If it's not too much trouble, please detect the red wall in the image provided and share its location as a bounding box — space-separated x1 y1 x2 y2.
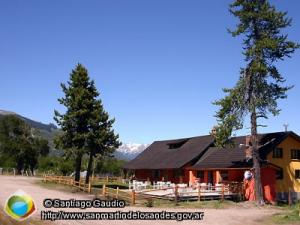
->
261 167 276 203
134 167 276 202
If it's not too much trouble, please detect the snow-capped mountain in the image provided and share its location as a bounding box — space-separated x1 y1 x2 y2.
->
115 143 149 161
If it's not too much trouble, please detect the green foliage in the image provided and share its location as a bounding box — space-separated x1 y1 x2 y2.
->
95 157 126 176
38 156 74 176
54 63 121 182
214 0 299 146
0 115 50 173
54 64 96 153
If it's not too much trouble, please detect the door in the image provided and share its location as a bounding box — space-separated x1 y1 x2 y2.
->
207 171 213 185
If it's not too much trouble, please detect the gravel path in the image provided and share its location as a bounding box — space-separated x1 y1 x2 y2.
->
0 175 279 225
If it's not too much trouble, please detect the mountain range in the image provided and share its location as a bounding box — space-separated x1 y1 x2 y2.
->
0 109 147 160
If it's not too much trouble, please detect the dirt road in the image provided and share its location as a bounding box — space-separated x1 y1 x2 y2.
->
0 176 279 225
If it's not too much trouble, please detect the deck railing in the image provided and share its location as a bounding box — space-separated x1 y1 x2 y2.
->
43 175 244 205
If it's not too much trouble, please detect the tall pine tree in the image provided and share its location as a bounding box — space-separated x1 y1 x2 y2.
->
214 0 299 204
54 64 120 183
85 92 121 184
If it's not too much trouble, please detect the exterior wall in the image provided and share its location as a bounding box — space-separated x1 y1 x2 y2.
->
134 169 152 181
189 169 245 184
134 167 189 183
267 135 300 196
261 167 277 203
189 168 276 202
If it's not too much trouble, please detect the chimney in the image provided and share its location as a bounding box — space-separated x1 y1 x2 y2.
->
283 123 289 132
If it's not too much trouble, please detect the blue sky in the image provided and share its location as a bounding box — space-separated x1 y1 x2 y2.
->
0 0 299 144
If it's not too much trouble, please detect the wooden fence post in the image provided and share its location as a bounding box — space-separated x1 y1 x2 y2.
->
174 184 179 205
116 187 119 199
88 181 91 193
106 176 109 183
198 186 201 202
102 184 106 197
131 190 136 205
221 184 225 202
288 188 292 207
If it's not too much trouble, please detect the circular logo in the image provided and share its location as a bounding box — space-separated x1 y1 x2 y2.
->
4 190 36 221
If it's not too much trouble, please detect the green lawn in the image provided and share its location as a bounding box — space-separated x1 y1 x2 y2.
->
92 181 129 190
268 203 300 224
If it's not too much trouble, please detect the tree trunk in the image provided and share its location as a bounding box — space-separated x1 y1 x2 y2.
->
251 111 264 204
16 159 23 175
85 151 93 184
74 153 83 183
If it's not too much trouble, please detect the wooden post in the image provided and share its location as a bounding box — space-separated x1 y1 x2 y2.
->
88 181 91 193
198 186 201 202
102 184 106 197
221 184 225 202
106 176 109 183
288 188 292 207
174 184 179 205
116 187 119 199
131 190 136 205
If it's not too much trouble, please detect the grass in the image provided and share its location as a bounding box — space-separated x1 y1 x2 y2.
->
35 180 82 194
267 203 300 224
272 203 300 224
145 199 236 209
92 182 129 189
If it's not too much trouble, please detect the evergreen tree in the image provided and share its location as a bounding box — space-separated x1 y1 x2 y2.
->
0 115 49 174
214 0 299 204
54 63 120 183
85 98 121 184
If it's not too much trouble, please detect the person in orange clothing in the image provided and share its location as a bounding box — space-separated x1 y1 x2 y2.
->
244 170 255 201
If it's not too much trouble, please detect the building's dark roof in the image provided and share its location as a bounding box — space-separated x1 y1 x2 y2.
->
123 135 214 169
123 131 300 170
189 131 299 170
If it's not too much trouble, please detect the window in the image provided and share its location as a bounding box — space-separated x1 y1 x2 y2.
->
167 139 189 149
291 149 300 160
197 171 204 181
153 170 160 179
276 168 283 180
220 170 229 182
174 169 183 177
273 148 283 158
295 170 300 179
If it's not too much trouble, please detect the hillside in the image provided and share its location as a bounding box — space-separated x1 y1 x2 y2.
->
0 109 62 156
0 110 147 160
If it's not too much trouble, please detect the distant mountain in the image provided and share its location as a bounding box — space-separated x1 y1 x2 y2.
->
0 110 57 132
0 109 61 155
0 109 148 160
114 143 149 160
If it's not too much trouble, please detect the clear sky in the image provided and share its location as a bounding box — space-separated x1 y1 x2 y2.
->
0 0 299 144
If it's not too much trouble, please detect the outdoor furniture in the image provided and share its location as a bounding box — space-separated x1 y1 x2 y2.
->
215 183 222 192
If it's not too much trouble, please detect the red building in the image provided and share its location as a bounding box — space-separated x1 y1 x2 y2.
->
123 132 298 202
